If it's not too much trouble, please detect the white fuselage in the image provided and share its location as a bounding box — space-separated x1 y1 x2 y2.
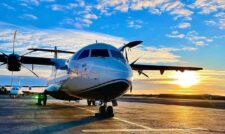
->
10 86 23 96
47 43 133 100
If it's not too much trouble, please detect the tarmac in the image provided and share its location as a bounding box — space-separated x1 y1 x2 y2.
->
0 95 225 134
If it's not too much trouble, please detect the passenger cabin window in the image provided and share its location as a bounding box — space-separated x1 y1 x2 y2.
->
77 50 89 60
91 49 109 57
110 50 126 63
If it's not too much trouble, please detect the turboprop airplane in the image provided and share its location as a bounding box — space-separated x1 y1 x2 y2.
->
0 31 202 117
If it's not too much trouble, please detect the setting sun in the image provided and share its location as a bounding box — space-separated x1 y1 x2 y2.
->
170 71 200 87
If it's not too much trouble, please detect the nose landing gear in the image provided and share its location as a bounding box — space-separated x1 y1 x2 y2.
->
95 101 114 118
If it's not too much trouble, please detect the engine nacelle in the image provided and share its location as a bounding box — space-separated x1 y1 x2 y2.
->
7 54 21 71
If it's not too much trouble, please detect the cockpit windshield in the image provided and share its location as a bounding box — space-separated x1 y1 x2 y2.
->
110 50 126 63
12 88 18 90
91 49 109 57
77 50 89 60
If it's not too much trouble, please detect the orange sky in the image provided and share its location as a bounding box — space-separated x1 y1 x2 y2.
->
130 70 225 96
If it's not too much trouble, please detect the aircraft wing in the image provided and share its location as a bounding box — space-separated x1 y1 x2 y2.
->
21 56 57 65
0 54 66 66
131 64 203 74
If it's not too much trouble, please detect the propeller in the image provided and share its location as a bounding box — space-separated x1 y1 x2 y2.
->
124 47 129 62
21 64 39 78
120 41 143 51
138 70 149 78
0 30 39 77
120 41 149 93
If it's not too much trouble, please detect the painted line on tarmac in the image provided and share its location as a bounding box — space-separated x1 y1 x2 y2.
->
113 117 151 129
82 128 209 133
64 103 209 133
71 104 152 129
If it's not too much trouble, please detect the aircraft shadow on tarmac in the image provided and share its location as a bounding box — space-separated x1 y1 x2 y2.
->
0 103 77 117
23 116 106 134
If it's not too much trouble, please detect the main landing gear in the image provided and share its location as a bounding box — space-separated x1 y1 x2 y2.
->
36 93 47 106
87 99 96 106
95 101 115 118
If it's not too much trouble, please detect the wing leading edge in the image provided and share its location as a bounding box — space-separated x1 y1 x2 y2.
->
131 64 203 75
0 54 66 66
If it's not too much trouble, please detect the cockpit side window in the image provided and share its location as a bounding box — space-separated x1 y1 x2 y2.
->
77 50 89 60
110 50 126 63
91 49 109 57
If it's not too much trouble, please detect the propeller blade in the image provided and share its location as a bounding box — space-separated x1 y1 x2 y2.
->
13 30 17 54
20 50 35 57
0 51 8 57
125 48 129 62
130 85 132 93
0 62 6 67
141 72 149 78
21 64 39 78
120 40 143 51
125 41 143 48
137 70 149 78
130 57 141 66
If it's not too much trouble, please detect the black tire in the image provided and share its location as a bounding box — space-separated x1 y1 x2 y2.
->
87 100 91 106
92 100 96 106
99 106 106 113
107 106 113 115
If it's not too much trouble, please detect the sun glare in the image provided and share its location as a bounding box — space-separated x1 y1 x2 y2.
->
171 71 199 87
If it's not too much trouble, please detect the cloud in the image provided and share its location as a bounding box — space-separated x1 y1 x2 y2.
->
20 14 38 20
170 8 193 20
186 31 213 46
195 41 205 46
97 0 193 20
127 46 181 64
0 22 127 57
127 20 143 29
204 12 225 30
1 3 15 11
205 20 217 26
214 12 225 29
166 31 185 38
21 0 40 6
51 3 78 11
115 3 129 12
84 13 98 19
190 0 225 14
177 22 191 29
0 22 192 77
57 2 97 28
167 30 213 46
181 47 197 51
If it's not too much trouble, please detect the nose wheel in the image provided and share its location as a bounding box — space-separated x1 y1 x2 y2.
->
95 102 114 117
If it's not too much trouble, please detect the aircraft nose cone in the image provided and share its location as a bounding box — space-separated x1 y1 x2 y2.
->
103 59 132 81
